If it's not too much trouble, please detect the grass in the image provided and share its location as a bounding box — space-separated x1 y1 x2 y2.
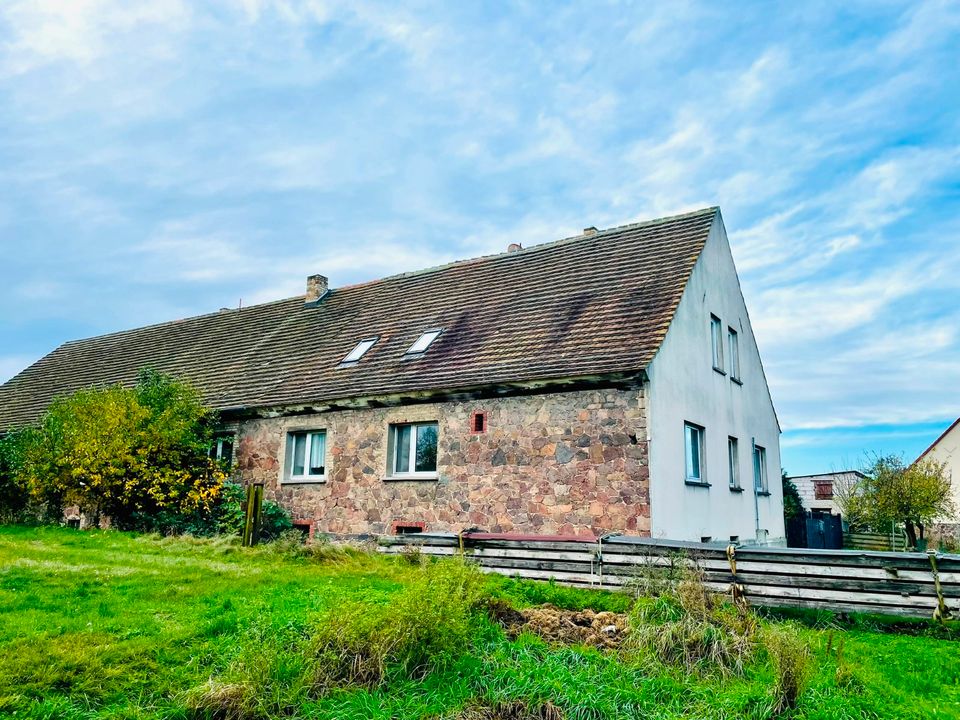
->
0 525 959 719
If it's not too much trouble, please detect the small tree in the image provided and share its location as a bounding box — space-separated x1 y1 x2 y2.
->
16 369 226 530
858 454 955 548
781 469 804 521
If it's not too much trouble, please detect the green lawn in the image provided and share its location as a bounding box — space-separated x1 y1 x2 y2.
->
1 526 958 720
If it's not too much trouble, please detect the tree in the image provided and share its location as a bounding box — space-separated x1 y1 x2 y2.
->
857 454 955 548
781 469 804 521
16 369 226 530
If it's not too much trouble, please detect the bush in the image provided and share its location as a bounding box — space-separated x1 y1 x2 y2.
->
623 569 758 675
310 556 485 692
14 369 226 532
764 625 814 714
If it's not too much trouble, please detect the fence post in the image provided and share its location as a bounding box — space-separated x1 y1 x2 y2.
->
242 483 264 547
726 544 748 610
928 551 951 623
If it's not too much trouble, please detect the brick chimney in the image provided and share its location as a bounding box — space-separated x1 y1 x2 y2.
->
583 226 598 236
305 274 328 305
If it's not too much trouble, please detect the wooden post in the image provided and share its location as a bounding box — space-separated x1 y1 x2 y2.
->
929 551 951 623
242 483 265 547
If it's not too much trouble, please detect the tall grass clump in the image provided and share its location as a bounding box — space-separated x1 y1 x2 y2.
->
310 556 485 693
764 625 814 714
623 568 758 675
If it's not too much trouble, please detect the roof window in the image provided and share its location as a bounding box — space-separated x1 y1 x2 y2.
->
405 329 442 355
340 337 378 365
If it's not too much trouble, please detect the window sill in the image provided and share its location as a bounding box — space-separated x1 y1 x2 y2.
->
729 486 744 493
385 474 439 482
756 490 772 497
282 477 327 485
713 367 726 376
731 377 743 386
685 480 711 488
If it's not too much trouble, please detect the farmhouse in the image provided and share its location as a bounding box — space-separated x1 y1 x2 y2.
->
0 207 784 544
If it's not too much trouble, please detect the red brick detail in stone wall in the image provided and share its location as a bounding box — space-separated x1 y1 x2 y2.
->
470 410 488 434
292 520 315 540
391 520 426 534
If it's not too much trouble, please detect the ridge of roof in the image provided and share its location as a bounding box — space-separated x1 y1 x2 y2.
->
346 205 720 288
60 295 301 349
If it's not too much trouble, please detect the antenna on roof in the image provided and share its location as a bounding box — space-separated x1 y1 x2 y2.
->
239 298 243 311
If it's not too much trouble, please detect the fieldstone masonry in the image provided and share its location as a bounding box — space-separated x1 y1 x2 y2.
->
234 387 651 537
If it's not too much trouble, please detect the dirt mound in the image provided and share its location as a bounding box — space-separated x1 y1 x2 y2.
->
489 600 628 649
452 700 564 720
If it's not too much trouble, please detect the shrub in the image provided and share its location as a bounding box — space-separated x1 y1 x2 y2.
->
310 556 485 692
14 369 226 532
623 569 758 675
763 625 814 714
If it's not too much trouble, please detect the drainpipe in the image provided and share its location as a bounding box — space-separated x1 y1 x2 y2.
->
752 436 761 543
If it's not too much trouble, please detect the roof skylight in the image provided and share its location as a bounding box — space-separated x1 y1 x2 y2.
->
341 337 378 364
406 329 442 355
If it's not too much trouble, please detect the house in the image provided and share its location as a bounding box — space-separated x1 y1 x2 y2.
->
0 207 785 544
788 470 865 517
917 418 960 529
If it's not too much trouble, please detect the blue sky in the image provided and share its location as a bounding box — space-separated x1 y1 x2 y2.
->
0 1 958 475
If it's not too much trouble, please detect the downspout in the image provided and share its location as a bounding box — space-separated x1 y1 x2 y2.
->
752 436 761 542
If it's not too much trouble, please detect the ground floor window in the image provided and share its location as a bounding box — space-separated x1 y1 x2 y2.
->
285 430 327 482
389 422 439 478
210 435 234 466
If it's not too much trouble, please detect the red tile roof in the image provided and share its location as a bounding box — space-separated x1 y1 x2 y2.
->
0 207 719 429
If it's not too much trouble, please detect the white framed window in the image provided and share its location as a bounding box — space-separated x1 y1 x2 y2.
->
728 436 739 489
211 435 234 465
710 315 724 372
753 444 768 493
684 422 706 484
341 337 378 364
284 430 327 482
405 329 442 355
389 422 439 478
728 327 741 382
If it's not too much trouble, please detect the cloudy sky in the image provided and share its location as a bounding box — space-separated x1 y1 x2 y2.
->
1 1 958 474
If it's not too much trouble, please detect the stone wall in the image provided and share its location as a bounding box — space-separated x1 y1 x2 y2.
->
233 387 650 537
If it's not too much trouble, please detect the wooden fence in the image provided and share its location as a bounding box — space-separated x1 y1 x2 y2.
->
378 533 960 620
844 530 907 552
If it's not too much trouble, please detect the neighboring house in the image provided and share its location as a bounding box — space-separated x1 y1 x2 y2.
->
789 471 865 517
917 418 960 528
0 207 784 544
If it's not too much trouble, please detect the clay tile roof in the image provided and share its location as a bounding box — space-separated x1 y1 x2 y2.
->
0 207 720 430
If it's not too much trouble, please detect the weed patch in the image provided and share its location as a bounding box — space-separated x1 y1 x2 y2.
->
622 571 758 675
489 600 628 650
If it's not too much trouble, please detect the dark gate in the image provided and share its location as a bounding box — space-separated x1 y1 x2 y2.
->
805 511 843 549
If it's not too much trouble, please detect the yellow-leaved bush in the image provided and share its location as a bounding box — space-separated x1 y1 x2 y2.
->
14 369 228 532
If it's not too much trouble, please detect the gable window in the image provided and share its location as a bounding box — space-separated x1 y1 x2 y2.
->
405 329 442 356
285 430 327 482
728 327 741 382
684 422 706 485
389 422 439 478
710 315 724 373
753 444 768 493
211 435 234 466
815 481 834 500
341 337 378 365
728 436 740 490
